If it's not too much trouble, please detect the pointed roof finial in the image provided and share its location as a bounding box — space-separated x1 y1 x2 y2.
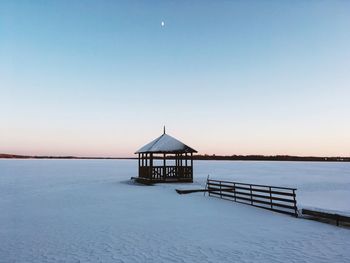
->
163 125 166 134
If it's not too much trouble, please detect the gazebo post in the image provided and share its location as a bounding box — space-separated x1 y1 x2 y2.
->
150 153 153 179
163 153 166 180
138 153 140 177
185 153 188 176
141 153 144 178
191 152 193 180
144 153 146 177
176 154 178 176
145 153 148 177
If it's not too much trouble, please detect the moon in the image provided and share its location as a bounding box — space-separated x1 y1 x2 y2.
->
161 21 165 27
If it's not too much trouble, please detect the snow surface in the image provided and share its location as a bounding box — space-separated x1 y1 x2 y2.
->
1 159 349 263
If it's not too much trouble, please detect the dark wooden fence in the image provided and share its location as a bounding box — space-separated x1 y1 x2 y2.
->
206 179 298 217
302 209 350 226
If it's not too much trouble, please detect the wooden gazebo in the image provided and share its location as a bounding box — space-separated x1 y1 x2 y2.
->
134 129 197 184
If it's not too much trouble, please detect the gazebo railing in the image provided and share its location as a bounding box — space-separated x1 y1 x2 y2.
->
139 166 192 180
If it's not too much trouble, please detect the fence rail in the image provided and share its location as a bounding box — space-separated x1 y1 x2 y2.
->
302 209 350 226
206 179 298 217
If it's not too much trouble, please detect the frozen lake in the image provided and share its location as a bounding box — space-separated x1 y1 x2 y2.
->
1 159 350 262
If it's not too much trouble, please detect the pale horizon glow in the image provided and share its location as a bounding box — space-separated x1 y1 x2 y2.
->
1 1 350 157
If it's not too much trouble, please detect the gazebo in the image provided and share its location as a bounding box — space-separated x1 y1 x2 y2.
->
134 128 197 184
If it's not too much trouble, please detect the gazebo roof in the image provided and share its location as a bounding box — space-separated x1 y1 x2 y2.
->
135 132 197 154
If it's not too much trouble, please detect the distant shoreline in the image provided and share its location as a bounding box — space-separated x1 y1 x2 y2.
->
1 153 349 162
0 154 135 160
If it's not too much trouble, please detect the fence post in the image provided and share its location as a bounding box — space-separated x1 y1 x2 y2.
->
220 181 222 198
250 185 253 205
204 175 209 196
293 189 298 217
208 179 211 197
233 183 236 201
269 187 273 209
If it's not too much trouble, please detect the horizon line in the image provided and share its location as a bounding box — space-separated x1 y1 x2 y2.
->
1 153 350 162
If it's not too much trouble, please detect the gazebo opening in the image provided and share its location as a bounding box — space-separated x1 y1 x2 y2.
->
134 129 197 184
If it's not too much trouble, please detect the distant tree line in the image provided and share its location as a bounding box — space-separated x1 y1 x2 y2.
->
1 153 349 162
193 154 350 162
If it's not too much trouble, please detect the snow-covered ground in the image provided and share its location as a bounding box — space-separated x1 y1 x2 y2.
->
1 159 349 263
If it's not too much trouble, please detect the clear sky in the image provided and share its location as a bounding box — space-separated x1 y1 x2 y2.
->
1 0 350 157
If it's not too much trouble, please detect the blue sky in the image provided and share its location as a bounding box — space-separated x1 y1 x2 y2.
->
1 0 350 157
